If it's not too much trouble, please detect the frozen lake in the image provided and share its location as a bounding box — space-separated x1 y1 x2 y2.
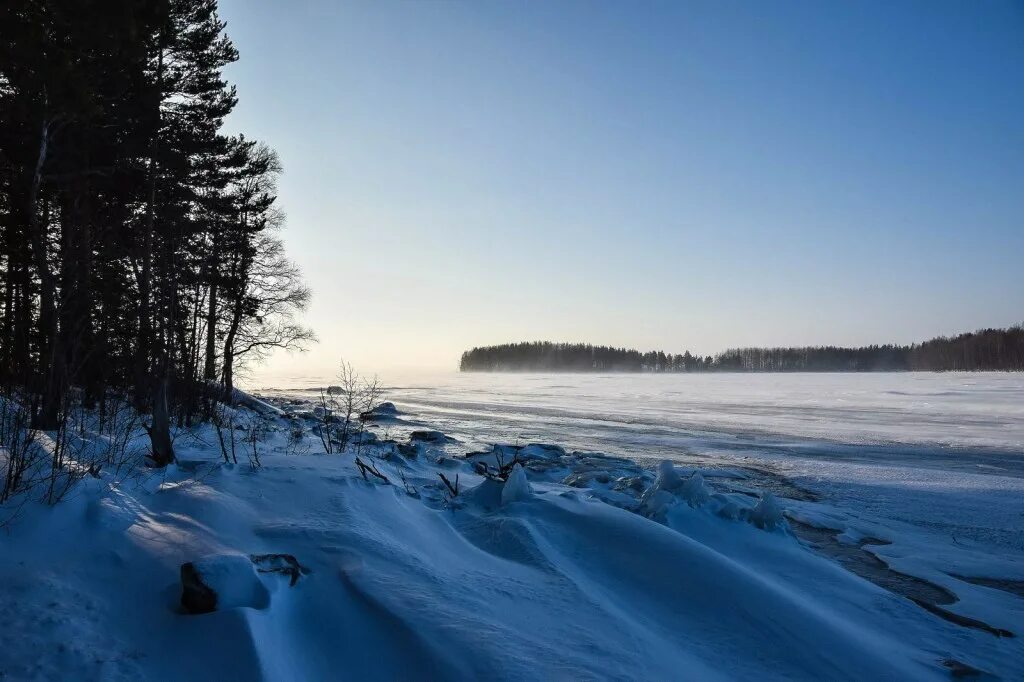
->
255 370 1024 457
255 371 1024 556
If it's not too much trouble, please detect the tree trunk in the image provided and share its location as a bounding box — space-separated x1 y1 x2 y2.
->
136 44 163 411
204 281 217 381
221 302 242 403
148 370 174 466
26 118 62 429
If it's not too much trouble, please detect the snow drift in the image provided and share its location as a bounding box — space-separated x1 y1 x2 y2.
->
1 393 1021 681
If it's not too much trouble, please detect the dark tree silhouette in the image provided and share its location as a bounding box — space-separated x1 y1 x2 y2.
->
460 326 1024 373
0 0 313 464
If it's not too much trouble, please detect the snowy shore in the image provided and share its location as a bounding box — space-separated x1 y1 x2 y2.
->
1 392 1022 680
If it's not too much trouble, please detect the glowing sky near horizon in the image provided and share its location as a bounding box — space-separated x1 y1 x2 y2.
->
218 0 1024 379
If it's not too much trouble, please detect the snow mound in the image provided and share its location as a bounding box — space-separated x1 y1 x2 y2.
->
501 464 533 505
5 391 1022 680
184 554 269 612
462 477 505 509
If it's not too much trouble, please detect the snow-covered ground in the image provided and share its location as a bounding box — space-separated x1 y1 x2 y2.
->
1 372 1022 680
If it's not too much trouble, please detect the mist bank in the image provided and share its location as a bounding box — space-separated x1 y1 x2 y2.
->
460 325 1024 373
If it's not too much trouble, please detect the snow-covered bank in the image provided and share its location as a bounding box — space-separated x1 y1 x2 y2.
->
2 393 1022 680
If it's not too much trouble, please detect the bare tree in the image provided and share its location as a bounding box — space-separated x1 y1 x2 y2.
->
242 412 267 469
0 395 42 505
313 387 337 454
219 147 315 401
211 402 238 464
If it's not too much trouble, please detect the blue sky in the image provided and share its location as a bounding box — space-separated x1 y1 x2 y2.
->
219 0 1024 376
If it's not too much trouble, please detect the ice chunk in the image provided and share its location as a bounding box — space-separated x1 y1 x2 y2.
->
680 472 711 507
518 443 566 461
640 460 684 512
643 489 676 517
656 460 683 489
716 500 741 520
501 464 533 505
749 492 785 531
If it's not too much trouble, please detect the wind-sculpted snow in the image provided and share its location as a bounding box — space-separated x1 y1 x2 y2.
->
1 382 1022 680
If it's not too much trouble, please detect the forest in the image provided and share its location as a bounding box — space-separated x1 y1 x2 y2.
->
0 0 312 465
459 326 1024 373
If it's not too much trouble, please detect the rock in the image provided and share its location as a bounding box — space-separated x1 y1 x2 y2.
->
397 443 421 458
409 430 449 444
350 430 380 445
359 402 399 421
180 562 218 614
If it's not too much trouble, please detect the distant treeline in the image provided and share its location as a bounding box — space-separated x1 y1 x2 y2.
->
459 326 1024 373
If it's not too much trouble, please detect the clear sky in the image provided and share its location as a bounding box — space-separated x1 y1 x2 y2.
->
218 0 1024 378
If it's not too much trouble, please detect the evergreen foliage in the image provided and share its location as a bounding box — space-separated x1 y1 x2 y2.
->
460 326 1024 373
0 0 313 462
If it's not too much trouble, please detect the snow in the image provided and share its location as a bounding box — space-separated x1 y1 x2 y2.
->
2 373 1023 679
188 554 270 610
